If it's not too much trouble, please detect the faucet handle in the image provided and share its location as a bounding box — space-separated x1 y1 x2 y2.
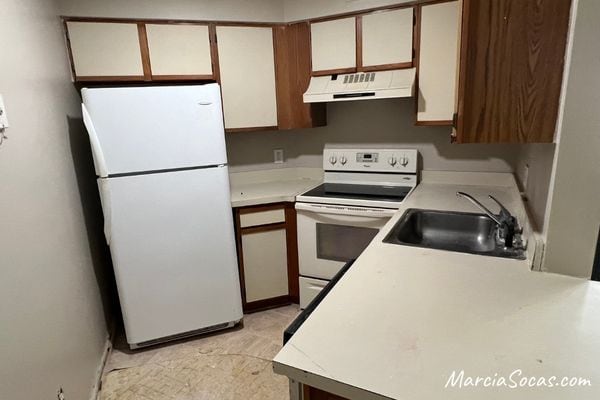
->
488 195 512 219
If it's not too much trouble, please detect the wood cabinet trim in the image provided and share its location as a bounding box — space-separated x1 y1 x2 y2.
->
311 67 357 77
355 16 363 71
415 120 453 126
137 23 153 81
234 202 299 312
225 126 278 133
358 61 413 72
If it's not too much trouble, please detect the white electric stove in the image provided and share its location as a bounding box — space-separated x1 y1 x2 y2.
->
295 146 418 308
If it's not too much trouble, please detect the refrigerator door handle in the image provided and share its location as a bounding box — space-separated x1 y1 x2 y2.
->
98 180 113 245
82 103 109 177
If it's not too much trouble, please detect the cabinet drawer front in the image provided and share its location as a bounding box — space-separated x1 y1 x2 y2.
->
299 276 329 309
67 22 144 77
362 8 414 67
311 18 356 71
240 209 286 228
216 26 278 129
242 229 289 302
417 1 460 122
146 24 212 76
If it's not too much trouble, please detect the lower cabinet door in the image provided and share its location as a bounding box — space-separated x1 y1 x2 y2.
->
299 276 328 309
242 228 289 303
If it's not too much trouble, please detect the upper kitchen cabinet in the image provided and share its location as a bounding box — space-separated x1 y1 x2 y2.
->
416 1 460 125
145 23 213 80
65 21 145 81
216 26 278 131
274 23 327 130
360 8 414 70
310 18 356 75
454 0 572 143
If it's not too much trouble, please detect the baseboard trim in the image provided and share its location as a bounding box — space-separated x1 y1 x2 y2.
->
89 322 116 400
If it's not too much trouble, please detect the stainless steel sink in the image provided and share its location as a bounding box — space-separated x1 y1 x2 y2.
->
383 209 526 259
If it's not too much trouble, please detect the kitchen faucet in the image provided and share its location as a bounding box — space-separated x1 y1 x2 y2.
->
456 191 523 249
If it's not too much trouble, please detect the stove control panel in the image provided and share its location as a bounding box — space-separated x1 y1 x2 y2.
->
323 148 418 173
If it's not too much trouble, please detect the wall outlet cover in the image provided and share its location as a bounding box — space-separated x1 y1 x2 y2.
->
274 148 284 164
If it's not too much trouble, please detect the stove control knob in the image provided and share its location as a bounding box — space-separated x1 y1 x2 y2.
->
340 156 347 165
388 156 397 166
329 155 337 165
399 156 409 167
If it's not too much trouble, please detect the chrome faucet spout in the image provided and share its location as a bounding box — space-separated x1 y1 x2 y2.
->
456 191 503 225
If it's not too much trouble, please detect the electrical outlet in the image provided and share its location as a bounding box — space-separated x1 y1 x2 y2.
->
57 387 65 400
273 149 284 164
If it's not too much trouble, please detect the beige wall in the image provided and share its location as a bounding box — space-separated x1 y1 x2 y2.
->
0 1 109 399
543 0 600 278
514 144 556 233
283 0 413 21
58 0 284 22
227 98 520 171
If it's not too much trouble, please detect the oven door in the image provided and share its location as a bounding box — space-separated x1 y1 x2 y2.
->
296 202 395 280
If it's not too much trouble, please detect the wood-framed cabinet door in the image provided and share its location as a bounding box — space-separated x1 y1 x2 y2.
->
216 25 278 131
234 203 299 312
454 0 571 143
145 23 213 80
416 0 460 125
360 8 414 71
65 21 145 81
310 17 357 75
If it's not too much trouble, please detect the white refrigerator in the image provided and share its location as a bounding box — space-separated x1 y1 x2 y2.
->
81 84 243 349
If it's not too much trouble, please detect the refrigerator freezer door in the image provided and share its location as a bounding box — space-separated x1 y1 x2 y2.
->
98 166 243 345
82 84 226 176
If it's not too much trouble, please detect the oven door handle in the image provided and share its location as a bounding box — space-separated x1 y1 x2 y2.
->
295 202 397 218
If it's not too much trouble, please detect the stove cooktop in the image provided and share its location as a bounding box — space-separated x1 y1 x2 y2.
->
300 183 413 203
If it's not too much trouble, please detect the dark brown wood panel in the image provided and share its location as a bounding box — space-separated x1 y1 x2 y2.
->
274 23 327 130
284 205 300 303
456 0 572 143
303 385 349 400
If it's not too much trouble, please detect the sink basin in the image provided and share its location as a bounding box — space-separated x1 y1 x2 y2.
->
383 209 525 259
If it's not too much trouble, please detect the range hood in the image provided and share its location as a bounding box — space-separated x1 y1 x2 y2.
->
303 68 415 103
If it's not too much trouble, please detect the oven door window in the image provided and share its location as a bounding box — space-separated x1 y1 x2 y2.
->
316 223 379 262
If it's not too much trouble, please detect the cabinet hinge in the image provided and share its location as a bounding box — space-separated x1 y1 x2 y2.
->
452 112 458 128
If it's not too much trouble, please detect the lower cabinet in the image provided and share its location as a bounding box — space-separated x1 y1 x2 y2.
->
234 203 299 312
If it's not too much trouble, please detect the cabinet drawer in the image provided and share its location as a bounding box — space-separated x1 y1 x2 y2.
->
240 208 285 228
299 276 329 309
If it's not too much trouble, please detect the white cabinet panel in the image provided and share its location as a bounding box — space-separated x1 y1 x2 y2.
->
242 229 289 302
310 18 356 72
362 8 414 67
216 26 278 129
67 22 143 77
417 1 460 122
146 24 213 76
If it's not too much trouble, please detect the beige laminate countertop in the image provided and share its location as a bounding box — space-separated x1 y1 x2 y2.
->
273 171 600 400
229 167 322 208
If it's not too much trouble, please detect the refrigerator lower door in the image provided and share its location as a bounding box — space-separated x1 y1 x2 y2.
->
98 165 242 346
